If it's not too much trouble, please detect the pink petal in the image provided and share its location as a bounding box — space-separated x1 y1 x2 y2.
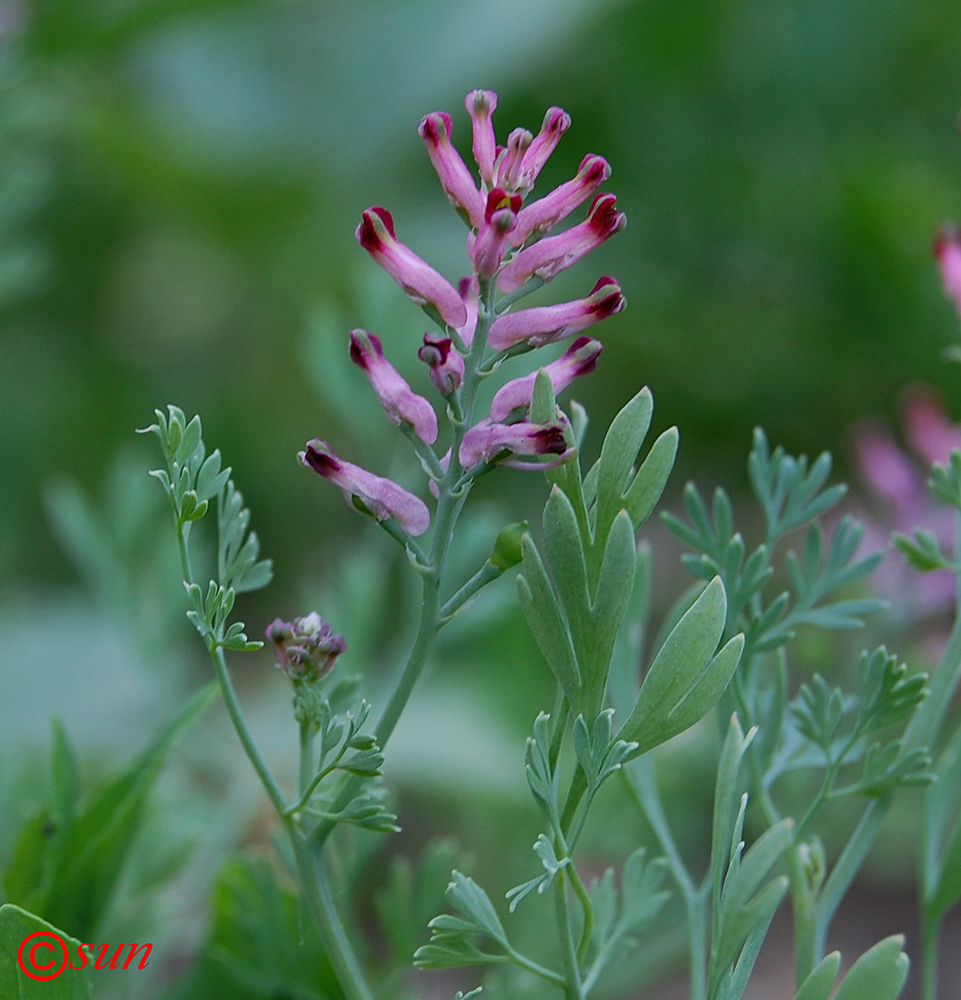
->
356 207 468 329
349 330 438 443
488 277 625 350
300 439 431 536
497 194 626 293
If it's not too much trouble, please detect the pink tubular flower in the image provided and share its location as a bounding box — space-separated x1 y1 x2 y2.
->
459 418 570 469
418 332 464 395
455 276 479 347
300 439 430 536
510 155 611 247
418 112 486 229
349 329 438 443
466 90 498 185
356 207 468 329
489 337 603 421
497 127 533 190
515 106 571 192
935 225 961 320
469 189 522 277
488 276 626 350
498 194 627 293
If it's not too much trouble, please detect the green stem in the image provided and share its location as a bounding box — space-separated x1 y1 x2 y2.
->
813 797 888 960
620 761 707 1000
210 641 288 815
554 871 586 1000
921 906 942 1000
299 719 316 798
291 832 375 1000
439 558 502 622
505 948 568 988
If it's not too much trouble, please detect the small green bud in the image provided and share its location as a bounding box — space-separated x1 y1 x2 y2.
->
491 521 530 571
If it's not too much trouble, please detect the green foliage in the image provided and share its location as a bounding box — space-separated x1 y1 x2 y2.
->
588 849 670 966
519 386 737 755
791 937 909 1000
192 855 346 1000
0 905 91 1000
619 578 744 757
414 871 511 970
921 723 961 921
2 685 215 941
665 431 884 658
141 405 272 652
789 648 932 798
375 839 460 972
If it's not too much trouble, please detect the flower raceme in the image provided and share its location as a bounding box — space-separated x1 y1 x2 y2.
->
305 90 628 537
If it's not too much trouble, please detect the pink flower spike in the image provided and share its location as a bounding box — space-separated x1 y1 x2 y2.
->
498 127 533 190
349 329 438 443
418 111 486 229
935 225 961 320
510 154 611 247
459 418 569 468
488 276 625 350
516 106 571 191
489 337 603 421
466 90 498 185
497 194 627 293
300 439 431 536
418 332 465 395
356 207 468 329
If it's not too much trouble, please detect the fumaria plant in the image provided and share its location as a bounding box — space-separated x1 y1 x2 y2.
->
4 90 961 1000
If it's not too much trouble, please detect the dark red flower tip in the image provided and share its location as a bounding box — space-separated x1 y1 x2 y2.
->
484 188 523 222
356 206 395 251
587 194 623 234
533 427 569 455
417 111 453 147
300 442 341 476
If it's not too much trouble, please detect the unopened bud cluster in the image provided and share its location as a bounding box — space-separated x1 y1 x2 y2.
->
266 613 346 684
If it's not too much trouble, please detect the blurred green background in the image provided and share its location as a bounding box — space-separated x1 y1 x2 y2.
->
2 0 961 995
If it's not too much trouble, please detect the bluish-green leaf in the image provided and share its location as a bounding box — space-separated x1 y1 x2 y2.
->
832 935 908 1000
518 535 581 697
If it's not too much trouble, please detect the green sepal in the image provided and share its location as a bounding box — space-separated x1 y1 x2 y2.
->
530 369 557 425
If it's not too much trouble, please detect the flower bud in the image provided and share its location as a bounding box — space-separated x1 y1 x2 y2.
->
418 332 464 395
266 612 346 684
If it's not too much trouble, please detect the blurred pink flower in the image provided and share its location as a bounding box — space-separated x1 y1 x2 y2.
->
853 387 960 618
